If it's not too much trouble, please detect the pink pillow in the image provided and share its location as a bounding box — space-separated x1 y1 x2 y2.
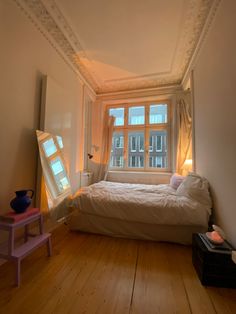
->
170 173 185 189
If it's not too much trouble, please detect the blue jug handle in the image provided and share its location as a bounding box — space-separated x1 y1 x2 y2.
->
27 189 34 199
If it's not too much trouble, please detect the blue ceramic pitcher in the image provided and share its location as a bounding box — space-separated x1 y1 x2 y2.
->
10 189 34 214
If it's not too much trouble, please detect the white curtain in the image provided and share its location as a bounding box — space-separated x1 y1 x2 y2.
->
176 97 192 175
97 113 115 181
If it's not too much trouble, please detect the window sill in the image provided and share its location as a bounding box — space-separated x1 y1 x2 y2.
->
107 170 172 185
108 170 172 176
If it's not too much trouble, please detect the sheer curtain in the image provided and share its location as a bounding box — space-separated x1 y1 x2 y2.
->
97 113 115 181
176 97 192 175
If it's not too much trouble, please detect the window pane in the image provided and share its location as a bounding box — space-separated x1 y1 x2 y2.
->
149 136 154 152
149 130 168 168
42 138 57 157
128 106 145 125
156 135 162 152
110 132 124 168
149 104 167 124
50 156 70 192
109 108 124 126
128 131 144 168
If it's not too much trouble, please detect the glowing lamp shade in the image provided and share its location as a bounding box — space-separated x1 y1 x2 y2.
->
183 159 192 167
182 159 193 175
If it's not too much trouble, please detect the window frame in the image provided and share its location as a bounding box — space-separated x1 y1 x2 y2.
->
107 100 171 172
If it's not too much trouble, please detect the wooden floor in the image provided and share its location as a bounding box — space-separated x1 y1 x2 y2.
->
0 225 236 314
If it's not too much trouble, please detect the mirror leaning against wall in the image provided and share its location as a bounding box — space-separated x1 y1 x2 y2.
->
36 130 73 221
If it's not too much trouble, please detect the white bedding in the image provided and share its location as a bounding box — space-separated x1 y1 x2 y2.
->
72 181 210 228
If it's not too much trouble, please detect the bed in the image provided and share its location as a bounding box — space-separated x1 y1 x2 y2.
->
68 173 212 244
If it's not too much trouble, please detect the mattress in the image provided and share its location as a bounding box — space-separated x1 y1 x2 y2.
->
68 212 207 244
71 181 210 228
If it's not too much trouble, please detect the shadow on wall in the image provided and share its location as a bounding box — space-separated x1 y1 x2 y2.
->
8 127 38 206
0 73 44 248
88 159 101 183
2 72 43 210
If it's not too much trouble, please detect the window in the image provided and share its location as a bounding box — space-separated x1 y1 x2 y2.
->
128 106 145 125
115 136 124 148
138 135 144 152
129 156 136 167
156 135 162 152
149 130 167 169
130 136 137 152
110 132 124 168
109 108 124 126
110 156 124 168
149 104 167 124
156 156 162 168
128 131 145 168
138 156 144 167
149 136 154 152
108 102 170 171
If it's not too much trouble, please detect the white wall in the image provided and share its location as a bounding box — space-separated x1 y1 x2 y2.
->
42 76 83 194
193 0 236 246
0 2 83 216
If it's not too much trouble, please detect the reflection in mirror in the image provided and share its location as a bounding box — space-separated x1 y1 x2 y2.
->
36 130 72 220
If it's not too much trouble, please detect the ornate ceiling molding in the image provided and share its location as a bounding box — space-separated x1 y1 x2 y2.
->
14 0 99 94
181 0 221 87
14 0 221 95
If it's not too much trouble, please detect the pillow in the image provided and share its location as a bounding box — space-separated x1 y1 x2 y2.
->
176 172 212 207
170 173 185 189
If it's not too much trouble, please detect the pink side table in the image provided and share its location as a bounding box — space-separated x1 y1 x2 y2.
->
0 212 52 286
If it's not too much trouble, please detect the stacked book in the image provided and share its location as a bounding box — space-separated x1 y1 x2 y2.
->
0 208 39 223
199 233 233 254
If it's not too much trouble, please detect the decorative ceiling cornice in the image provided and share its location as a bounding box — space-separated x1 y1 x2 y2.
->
14 0 99 94
181 0 221 87
14 0 221 95
96 84 183 104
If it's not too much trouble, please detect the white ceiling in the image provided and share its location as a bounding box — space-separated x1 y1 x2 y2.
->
56 0 185 80
21 0 218 94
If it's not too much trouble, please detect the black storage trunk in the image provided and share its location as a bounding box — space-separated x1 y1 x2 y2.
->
192 233 236 288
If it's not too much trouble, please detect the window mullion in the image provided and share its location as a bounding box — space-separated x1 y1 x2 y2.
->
124 129 128 169
124 104 128 127
145 125 148 170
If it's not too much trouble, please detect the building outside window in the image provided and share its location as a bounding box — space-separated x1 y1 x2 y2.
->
130 136 137 152
110 132 124 168
115 136 124 148
156 156 162 168
108 102 170 171
156 135 162 152
149 135 154 152
138 136 144 152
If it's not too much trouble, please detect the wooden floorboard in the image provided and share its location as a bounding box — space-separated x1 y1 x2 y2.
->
0 224 236 314
131 242 191 314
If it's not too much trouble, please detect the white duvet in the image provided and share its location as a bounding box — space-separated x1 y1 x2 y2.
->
72 181 210 227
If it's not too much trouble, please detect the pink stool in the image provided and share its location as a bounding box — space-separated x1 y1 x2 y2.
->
0 211 51 286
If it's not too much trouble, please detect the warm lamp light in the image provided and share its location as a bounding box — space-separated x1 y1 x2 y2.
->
183 159 192 167
182 159 193 175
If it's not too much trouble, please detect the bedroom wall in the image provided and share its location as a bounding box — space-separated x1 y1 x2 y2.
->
193 0 236 246
0 1 84 223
